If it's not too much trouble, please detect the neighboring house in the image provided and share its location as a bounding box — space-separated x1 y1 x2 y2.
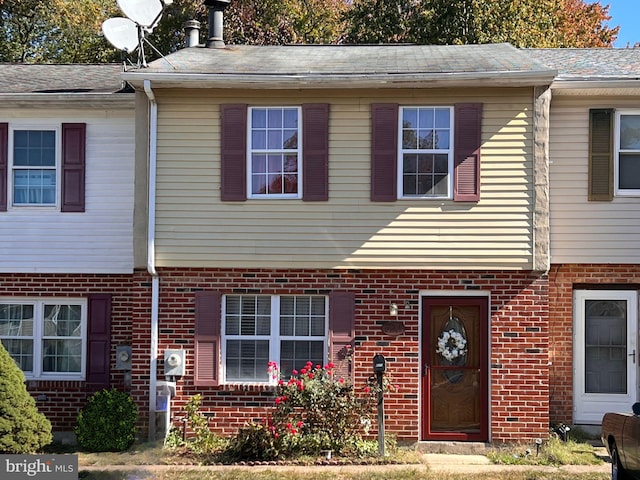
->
0 65 137 440
121 35 557 443
529 49 640 430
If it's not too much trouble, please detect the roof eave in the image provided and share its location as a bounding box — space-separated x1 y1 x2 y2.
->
122 70 556 89
0 92 135 109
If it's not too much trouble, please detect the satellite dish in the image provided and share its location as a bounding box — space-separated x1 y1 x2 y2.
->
117 0 164 29
102 17 139 53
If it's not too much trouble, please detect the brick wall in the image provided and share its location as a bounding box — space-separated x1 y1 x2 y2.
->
548 264 640 425
0 272 142 432
131 268 549 443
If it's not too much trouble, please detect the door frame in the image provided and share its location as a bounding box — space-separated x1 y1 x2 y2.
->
573 289 638 424
419 291 491 441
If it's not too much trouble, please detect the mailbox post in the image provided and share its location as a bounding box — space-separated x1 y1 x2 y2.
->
372 354 386 456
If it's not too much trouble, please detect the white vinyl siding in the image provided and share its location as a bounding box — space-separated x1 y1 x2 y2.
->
154 88 535 270
0 109 135 273
549 97 640 263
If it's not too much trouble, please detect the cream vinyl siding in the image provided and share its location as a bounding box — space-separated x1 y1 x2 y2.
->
549 96 640 264
154 88 534 269
0 108 135 273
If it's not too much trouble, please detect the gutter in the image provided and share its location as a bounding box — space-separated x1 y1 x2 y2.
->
143 79 160 441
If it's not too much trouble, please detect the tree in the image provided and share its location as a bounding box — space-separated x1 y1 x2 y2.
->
342 0 619 48
0 342 52 454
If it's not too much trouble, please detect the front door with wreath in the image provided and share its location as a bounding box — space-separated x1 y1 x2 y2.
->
421 296 488 441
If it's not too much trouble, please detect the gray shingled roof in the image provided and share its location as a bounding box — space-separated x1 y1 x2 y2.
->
141 43 552 75
527 48 640 81
0 64 130 94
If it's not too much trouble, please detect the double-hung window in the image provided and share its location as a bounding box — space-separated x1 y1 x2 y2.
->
222 294 327 383
11 128 58 207
0 299 86 380
615 110 640 195
248 107 301 198
400 107 453 198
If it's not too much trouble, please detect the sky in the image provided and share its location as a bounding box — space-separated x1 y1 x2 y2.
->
607 0 640 47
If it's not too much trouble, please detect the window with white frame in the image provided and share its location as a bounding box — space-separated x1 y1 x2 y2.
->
10 128 59 207
248 107 301 198
400 106 453 198
616 111 640 195
222 295 327 383
0 299 86 379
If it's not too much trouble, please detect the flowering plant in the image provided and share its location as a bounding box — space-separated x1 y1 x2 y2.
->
436 329 467 361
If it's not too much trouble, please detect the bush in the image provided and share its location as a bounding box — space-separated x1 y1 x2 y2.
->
75 389 138 452
0 342 52 453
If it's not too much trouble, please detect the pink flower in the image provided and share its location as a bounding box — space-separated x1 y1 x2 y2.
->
315 364 321 369
308 373 314 379
327 362 335 369
338 378 345 384
300 368 307 375
296 421 303 428
292 369 298 375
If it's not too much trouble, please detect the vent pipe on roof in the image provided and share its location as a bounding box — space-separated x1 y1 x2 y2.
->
204 0 230 48
184 20 201 47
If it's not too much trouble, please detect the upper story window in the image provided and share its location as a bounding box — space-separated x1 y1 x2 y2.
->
616 111 640 195
0 122 86 213
399 107 453 199
371 103 482 203
0 299 87 380
220 104 329 202
11 129 58 207
248 107 301 198
222 294 327 384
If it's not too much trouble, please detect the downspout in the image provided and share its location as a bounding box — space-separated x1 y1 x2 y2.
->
144 79 160 441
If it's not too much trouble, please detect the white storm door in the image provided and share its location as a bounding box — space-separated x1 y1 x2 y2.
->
574 290 638 424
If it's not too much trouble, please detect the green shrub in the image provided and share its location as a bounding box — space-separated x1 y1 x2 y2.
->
0 342 52 453
170 394 227 455
75 389 138 452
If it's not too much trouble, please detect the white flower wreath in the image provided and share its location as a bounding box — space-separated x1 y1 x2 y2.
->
436 329 467 361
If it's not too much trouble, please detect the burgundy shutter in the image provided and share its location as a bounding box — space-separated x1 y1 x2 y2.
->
453 103 482 202
221 104 247 201
61 123 86 212
329 291 355 381
302 103 329 201
0 123 7 212
194 291 222 386
371 104 398 201
86 294 112 386
588 108 614 201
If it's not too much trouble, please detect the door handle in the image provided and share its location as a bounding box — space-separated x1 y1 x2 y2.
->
629 349 636 364
424 364 430 376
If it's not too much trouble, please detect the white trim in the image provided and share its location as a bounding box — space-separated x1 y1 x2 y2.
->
0 297 87 381
397 106 454 200
418 290 491 440
7 124 61 212
573 289 638 424
614 110 640 197
220 294 328 385
247 106 303 200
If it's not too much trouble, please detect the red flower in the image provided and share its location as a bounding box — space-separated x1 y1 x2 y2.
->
364 386 371 394
315 364 321 369
338 378 345 384
327 362 335 369
308 373 314 379
292 369 298 375
296 421 304 428
300 368 307 375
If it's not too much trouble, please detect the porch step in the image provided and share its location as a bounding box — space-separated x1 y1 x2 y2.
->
414 441 491 454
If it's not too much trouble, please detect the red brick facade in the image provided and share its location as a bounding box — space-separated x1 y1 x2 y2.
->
548 264 640 426
129 268 549 443
1 268 550 443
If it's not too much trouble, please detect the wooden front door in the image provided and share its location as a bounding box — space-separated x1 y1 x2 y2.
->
421 296 488 441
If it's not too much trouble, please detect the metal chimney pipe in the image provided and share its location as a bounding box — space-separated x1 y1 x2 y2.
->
184 20 201 47
204 0 231 48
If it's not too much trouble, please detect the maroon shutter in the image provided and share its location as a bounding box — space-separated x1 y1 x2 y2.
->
302 103 329 201
194 291 221 386
453 103 482 202
0 123 7 212
371 104 398 201
329 291 355 381
221 104 247 201
61 123 86 212
86 294 112 386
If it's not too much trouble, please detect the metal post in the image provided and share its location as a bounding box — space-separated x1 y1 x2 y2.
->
377 371 385 456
